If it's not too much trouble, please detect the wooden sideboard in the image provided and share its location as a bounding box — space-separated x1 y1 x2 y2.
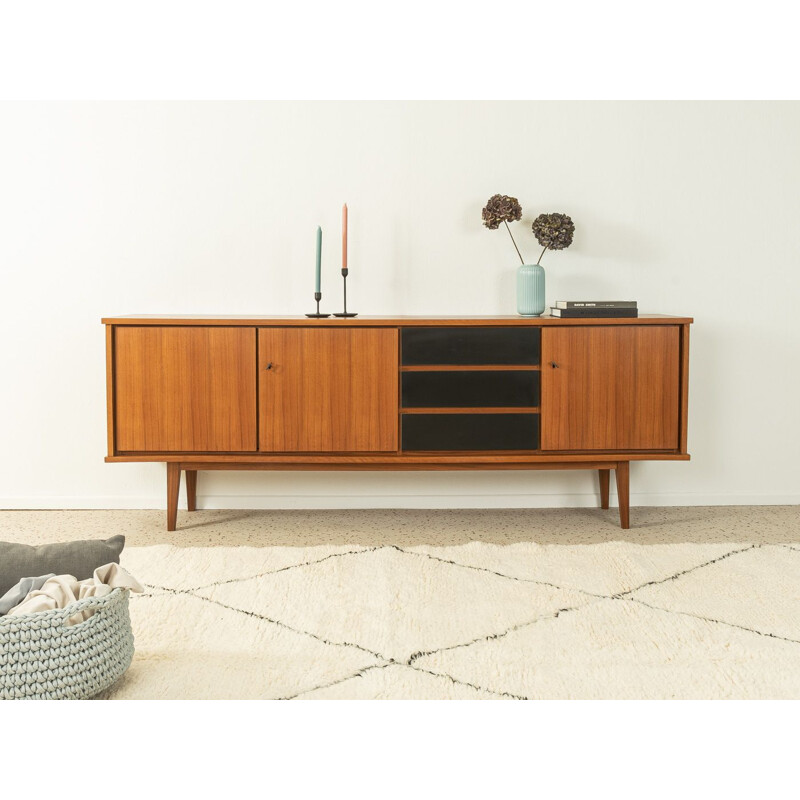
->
103 315 692 530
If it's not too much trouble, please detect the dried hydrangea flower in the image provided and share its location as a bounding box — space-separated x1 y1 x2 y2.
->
531 212 575 264
482 194 525 263
482 194 522 229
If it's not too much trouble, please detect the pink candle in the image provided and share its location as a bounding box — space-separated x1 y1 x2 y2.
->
342 203 348 270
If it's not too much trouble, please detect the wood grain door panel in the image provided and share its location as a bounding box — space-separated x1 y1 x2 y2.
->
541 326 680 451
259 328 398 452
115 327 257 452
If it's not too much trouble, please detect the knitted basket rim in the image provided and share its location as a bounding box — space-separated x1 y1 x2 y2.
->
0 586 129 627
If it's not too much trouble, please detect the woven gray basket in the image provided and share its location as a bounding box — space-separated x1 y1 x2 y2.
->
0 587 134 700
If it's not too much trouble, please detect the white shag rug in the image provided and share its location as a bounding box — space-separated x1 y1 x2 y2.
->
98 529 800 699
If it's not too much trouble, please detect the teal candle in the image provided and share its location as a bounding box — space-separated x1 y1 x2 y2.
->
315 226 322 293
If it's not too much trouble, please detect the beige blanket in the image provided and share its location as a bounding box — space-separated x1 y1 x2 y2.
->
7 563 143 623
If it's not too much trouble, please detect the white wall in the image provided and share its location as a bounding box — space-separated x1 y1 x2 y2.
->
1 101 798 510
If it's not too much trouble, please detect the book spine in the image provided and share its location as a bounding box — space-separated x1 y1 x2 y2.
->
556 301 638 308
551 308 638 318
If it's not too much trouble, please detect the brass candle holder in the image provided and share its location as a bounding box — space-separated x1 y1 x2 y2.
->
305 291 330 318
332 269 357 318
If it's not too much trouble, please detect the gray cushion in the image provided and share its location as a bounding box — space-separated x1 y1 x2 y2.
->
0 536 125 597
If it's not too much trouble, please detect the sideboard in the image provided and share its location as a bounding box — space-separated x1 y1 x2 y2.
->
102 315 692 530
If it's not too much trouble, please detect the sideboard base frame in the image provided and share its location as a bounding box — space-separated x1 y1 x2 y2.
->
163 459 636 532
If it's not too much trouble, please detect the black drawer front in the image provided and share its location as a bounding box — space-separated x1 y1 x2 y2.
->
402 413 539 451
402 370 540 408
401 327 540 366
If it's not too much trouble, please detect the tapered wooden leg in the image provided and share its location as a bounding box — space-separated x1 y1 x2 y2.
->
186 470 197 512
167 463 181 531
615 461 630 529
598 469 610 510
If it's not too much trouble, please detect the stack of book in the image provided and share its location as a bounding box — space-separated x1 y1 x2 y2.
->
549 301 638 318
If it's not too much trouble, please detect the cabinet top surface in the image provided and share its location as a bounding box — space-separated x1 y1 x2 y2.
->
103 314 693 326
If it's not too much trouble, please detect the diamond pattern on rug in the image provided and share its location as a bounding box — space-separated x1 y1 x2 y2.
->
403 541 739 596
96 592 380 700
122 543 372 591
69 503 798 701
293 663 507 700
629 544 800 642
195 546 590 664
414 597 800 699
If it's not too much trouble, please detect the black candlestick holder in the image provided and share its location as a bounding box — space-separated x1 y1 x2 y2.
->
305 291 330 318
332 268 358 317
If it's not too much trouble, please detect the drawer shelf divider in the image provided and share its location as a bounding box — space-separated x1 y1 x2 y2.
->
400 365 541 372
401 407 540 414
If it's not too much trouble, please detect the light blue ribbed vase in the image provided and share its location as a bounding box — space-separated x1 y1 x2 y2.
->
517 264 545 316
